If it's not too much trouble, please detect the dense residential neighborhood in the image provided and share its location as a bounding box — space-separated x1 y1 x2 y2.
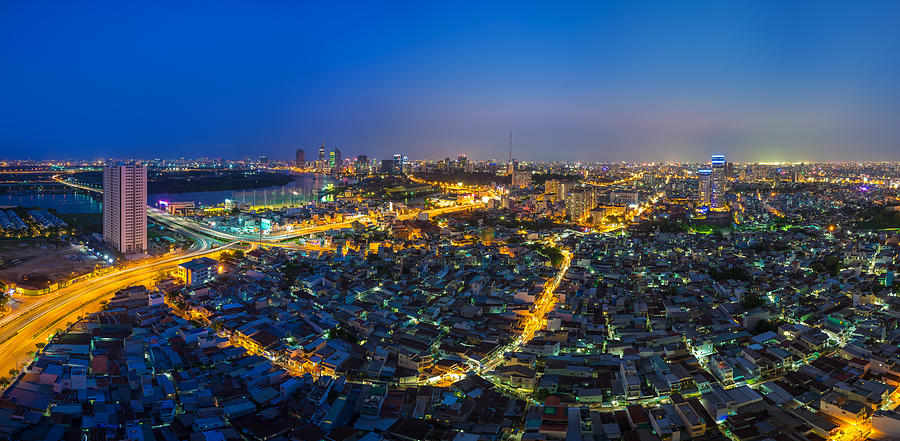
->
1 158 899 441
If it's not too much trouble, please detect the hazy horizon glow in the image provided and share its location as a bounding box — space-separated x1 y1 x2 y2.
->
2 2 899 163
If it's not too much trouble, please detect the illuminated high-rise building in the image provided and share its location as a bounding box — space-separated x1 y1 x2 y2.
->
355 155 370 174
710 154 727 209
752 164 768 182
564 187 597 221
512 170 532 188
333 148 342 171
318 141 326 163
457 154 468 170
103 161 147 254
557 180 574 201
295 149 305 166
544 179 560 196
698 168 712 206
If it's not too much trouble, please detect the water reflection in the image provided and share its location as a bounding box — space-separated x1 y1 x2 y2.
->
0 192 102 213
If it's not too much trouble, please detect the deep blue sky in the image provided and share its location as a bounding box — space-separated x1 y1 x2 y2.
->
2 2 899 162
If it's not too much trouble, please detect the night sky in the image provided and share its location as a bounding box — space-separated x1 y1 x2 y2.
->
2 2 899 162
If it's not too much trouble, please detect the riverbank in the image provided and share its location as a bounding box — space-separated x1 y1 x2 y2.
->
71 170 295 193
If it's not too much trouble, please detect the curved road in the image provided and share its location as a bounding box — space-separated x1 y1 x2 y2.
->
1 176 237 375
2 176 483 377
419 248 573 387
54 174 484 244
0 240 238 374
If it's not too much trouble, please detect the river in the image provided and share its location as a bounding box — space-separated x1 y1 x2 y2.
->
0 192 102 213
150 173 335 208
0 173 335 213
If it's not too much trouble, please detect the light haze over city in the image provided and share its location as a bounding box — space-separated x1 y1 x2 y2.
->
2 2 900 162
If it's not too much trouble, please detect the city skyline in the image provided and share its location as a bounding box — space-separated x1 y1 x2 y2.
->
2 2 900 162
3 3 900 440
3 151 899 440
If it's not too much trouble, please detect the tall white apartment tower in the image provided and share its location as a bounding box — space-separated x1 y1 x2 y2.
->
103 161 147 254
710 154 727 210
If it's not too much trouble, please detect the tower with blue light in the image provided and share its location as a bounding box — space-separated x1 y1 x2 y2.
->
698 168 712 206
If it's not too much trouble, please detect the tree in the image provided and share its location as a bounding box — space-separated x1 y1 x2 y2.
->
328 325 359 345
753 320 779 334
8 369 17 377
526 243 565 268
534 388 551 401
281 260 306 280
35 342 45 350
810 255 842 277
220 249 245 263
0 377 10 389
543 247 565 268
709 267 750 282
741 294 766 310
153 270 168 284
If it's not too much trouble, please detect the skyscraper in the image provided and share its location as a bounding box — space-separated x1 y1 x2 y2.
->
557 180 573 201
544 179 560 196
103 161 147 255
457 154 468 170
355 155 369 174
565 187 597 221
333 148 342 171
295 148 305 166
382 155 404 174
318 141 326 163
512 170 532 188
710 154 727 209
698 168 712 206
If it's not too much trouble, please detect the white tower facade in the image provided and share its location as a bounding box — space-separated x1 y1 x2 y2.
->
103 161 147 254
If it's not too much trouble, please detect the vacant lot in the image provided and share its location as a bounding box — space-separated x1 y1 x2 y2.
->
0 240 102 290
58 213 103 235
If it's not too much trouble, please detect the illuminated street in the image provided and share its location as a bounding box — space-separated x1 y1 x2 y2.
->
0 242 238 375
3 4 900 439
